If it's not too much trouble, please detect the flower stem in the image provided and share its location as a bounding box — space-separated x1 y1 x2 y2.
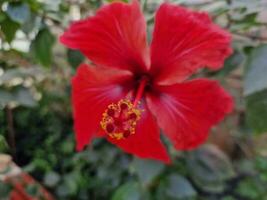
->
133 77 148 107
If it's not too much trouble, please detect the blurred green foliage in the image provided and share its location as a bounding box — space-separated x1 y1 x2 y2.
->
1 0 267 199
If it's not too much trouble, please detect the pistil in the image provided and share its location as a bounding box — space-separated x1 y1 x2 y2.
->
133 77 148 107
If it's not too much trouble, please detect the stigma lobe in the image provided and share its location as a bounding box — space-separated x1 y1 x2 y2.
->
100 99 142 140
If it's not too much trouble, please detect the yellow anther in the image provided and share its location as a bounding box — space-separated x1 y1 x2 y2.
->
100 99 142 140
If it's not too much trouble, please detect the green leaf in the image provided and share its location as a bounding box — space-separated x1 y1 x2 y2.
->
26 0 42 12
44 171 60 187
235 177 267 199
106 0 128 2
166 175 196 199
0 12 6 23
31 28 55 67
21 13 40 34
0 181 12 198
25 184 41 197
112 181 142 200
0 89 14 106
6 3 30 24
0 135 9 152
15 87 37 107
216 51 245 77
246 90 267 133
0 16 20 43
255 156 267 182
231 13 260 31
43 0 61 11
0 87 36 107
187 145 235 193
158 174 197 200
56 184 72 197
67 49 85 68
244 45 267 96
222 196 236 200
244 45 267 133
0 68 43 84
61 172 80 195
132 158 164 186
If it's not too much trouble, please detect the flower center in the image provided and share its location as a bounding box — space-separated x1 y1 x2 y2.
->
100 77 148 140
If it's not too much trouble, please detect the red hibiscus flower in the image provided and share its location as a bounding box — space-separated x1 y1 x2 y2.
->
60 0 233 163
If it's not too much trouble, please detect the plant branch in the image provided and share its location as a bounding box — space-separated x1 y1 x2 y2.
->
232 31 267 41
5 105 16 161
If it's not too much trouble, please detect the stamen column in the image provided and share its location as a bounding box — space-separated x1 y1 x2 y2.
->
133 77 148 107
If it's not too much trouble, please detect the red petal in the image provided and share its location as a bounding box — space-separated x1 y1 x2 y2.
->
107 105 170 163
146 79 233 150
60 0 149 73
72 64 132 151
150 3 232 85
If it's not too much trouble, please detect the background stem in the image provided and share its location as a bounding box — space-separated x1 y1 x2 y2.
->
5 105 16 161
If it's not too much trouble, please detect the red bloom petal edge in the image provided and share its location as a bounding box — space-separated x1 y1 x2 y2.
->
150 3 232 85
72 64 132 151
60 0 149 73
146 79 233 150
